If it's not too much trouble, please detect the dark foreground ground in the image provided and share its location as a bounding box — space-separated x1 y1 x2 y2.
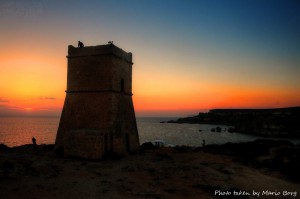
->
0 140 299 199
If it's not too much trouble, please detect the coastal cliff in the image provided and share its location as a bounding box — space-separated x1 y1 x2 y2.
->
168 107 300 138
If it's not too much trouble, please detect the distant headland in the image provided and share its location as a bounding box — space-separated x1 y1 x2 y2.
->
166 106 300 138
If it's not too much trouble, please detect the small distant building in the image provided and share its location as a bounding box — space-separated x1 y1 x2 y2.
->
55 43 140 159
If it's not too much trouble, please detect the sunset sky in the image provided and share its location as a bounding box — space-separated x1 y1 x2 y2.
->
0 0 299 117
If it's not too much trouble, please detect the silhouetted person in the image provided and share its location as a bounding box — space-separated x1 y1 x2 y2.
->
78 41 84 48
202 139 205 147
32 137 37 150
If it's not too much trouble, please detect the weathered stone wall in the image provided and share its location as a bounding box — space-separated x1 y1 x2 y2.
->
67 55 112 92
111 54 132 94
110 94 140 154
55 44 139 159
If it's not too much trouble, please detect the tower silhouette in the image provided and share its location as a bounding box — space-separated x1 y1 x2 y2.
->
55 43 140 159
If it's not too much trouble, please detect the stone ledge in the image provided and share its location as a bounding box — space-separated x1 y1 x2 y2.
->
67 44 132 64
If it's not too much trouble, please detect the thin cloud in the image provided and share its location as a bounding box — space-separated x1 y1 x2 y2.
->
0 104 25 116
0 97 9 103
39 97 57 100
0 104 60 117
36 108 55 112
0 104 25 110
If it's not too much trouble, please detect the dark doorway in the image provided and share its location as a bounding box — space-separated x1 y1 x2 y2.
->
121 78 124 92
104 134 108 153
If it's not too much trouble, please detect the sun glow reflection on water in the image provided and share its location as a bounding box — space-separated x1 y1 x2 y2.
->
0 117 299 147
0 117 59 147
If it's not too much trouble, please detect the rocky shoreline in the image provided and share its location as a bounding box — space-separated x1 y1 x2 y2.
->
166 107 300 138
1 140 299 199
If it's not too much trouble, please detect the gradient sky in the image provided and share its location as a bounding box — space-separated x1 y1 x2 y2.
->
0 0 300 117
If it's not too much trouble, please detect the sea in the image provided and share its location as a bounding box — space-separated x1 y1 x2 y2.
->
0 117 299 147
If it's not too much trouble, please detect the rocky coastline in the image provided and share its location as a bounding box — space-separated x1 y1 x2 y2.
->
166 106 300 138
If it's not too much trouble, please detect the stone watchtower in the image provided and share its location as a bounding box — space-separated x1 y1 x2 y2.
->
55 43 140 159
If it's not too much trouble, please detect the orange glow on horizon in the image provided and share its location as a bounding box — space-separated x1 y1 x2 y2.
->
0 48 66 116
133 83 300 114
1 42 299 117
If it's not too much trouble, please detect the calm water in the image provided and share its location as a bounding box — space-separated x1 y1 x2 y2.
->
0 117 299 147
